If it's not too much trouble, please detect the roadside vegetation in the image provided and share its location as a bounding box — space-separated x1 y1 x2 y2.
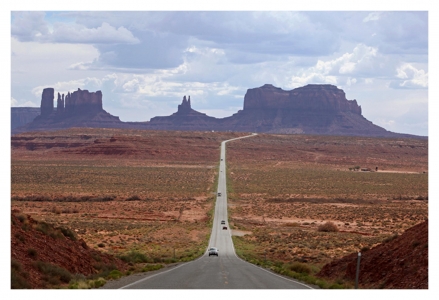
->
233 236 351 289
227 134 428 289
11 130 427 288
11 128 237 288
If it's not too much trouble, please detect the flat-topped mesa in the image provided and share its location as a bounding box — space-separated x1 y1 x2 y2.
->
65 88 103 114
244 84 362 115
40 88 54 116
177 95 192 114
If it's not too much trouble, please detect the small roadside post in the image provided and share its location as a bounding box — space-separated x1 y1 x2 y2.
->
355 252 361 289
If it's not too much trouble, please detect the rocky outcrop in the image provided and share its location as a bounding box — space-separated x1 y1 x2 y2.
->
317 221 428 288
244 84 361 114
65 89 103 114
11 210 128 288
11 108 41 130
146 95 220 131
13 88 122 134
218 84 400 137
40 88 54 116
178 95 192 114
12 84 425 139
57 93 64 114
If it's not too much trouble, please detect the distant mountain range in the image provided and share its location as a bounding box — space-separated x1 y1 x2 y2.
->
11 84 425 139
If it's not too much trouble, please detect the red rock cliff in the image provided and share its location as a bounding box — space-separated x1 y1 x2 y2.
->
40 88 54 116
65 88 103 114
244 84 361 115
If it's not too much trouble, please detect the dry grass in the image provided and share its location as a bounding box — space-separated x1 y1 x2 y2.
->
317 222 339 232
226 133 428 272
11 163 216 199
11 129 428 282
11 128 247 262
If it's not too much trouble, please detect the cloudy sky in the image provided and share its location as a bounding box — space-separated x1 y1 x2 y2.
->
8 3 431 136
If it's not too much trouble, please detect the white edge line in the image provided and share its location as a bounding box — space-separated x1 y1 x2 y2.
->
119 255 205 289
120 134 256 289
224 134 315 290
121 133 314 290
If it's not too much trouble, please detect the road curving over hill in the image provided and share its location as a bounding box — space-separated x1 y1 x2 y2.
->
113 133 313 289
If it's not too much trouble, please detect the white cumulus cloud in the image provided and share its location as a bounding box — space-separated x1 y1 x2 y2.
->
286 44 381 88
390 63 428 89
11 96 38 107
12 12 139 45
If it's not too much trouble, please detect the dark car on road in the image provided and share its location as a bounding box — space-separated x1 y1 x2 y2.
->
208 247 219 256
222 226 227 230
221 220 225 224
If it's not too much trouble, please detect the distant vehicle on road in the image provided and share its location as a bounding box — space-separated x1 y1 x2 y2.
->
221 220 225 224
222 226 227 230
217 192 221 196
208 247 219 256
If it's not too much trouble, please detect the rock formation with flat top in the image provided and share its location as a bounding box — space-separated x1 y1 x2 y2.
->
40 88 54 116
12 84 425 139
13 88 121 134
244 84 361 114
221 84 388 136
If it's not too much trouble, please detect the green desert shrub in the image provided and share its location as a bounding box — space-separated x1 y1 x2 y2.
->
289 262 312 275
92 277 107 288
383 234 399 243
107 270 123 280
15 233 26 243
36 222 64 239
11 260 31 289
59 227 77 241
33 261 72 284
68 274 106 289
89 264 117 280
141 264 164 272
27 248 38 259
16 214 27 223
119 250 149 263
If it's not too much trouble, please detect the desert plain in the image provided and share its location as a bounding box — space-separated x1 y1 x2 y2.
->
11 128 428 287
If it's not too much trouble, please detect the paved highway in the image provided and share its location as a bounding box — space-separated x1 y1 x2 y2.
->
119 134 312 289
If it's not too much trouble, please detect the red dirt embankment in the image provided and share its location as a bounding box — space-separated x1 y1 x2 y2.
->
11 210 128 288
317 220 428 289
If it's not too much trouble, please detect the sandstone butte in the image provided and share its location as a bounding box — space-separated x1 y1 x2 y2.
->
12 84 424 139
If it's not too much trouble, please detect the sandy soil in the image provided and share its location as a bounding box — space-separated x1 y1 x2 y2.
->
11 129 428 289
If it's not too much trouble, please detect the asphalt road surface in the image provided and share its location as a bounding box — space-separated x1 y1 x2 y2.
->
119 134 312 289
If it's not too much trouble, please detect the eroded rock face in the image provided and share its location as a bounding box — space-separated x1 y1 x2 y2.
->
11 211 128 288
317 221 428 289
217 83 393 136
65 88 103 114
178 95 192 114
148 95 219 131
40 88 54 116
57 93 64 113
12 84 424 139
243 84 361 114
13 88 121 134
